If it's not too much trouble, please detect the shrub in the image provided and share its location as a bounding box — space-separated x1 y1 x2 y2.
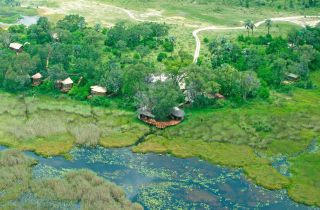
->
89 96 111 107
157 52 167 62
68 85 90 101
258 87 270 99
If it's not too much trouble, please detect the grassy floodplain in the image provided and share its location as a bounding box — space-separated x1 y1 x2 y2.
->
98 0 320 25
0 92 149 157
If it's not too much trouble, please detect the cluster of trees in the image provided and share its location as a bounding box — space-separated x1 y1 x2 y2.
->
0 15 319 119
0 0 21 6
0 15 186 119
208 25 320 92
238 0 319 8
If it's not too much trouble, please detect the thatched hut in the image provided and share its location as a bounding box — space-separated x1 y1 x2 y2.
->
90 85 107 96
170 107 185 121
9 43 23 53
56 77 73 93
31 73 43 86
138 107 155 120
214 93 225 99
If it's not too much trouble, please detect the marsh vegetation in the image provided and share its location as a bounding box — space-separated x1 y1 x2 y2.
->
0 149 143 210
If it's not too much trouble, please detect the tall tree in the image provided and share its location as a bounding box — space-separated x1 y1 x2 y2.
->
265 19 272 35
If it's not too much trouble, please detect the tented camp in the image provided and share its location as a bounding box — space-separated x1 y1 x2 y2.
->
55 77 73 93
90 85 107 96
9 43 23 53
31 73 43 86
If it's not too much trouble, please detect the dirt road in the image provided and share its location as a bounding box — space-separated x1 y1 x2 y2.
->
192 16 320 63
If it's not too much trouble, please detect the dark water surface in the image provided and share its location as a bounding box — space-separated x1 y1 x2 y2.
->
0 146 317 210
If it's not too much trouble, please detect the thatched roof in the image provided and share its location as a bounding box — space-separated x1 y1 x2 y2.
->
138 107 155 118
171 107 185 118
9 43 23 50
90 85 107 93
61 77 73 85
31 73 42 79
214 93 225 99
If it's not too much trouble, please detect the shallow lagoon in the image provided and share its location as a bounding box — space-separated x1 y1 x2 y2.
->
0 145 312 210
0 15 39 27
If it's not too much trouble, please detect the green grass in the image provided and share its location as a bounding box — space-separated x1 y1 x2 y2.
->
97 0 319 25
0 93 148 157
288 151 320 206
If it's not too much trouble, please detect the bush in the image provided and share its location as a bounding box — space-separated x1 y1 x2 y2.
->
89 96 111 107
258 87 270 99
157 52 167 62
32 80 56 94
68 85 90 100
295 80 314 89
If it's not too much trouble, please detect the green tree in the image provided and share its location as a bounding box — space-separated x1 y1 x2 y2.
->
57 15 87 32
182 64 220 101
265 19 272 35
135 80 183 120
122 63 151 97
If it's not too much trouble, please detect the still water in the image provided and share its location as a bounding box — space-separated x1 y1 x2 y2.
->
0 15 39 27
4 146 312 210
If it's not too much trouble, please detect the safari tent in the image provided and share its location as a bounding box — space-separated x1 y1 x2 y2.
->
31 73 43 86
90 85 107 96
9 43 23 53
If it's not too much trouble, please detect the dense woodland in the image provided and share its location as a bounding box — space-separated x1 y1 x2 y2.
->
0 15 320 120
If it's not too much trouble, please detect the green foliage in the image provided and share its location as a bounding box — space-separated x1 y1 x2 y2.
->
32 80 56 94
89 96 111 107
135 80 183 120
68 85 90 101
214 64 260 101
56 15 86 32
157 52 167 62
257 86 270 99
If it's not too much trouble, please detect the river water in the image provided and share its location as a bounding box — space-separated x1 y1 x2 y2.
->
0 145 314 210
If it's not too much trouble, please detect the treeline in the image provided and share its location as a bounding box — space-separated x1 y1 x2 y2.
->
0 0 21 6
0 15 319 120
238 0 319 8
206 26 320 94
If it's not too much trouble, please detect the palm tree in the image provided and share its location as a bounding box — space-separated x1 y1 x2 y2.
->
265 19 272 35
244 20 252 36
250 22 255 36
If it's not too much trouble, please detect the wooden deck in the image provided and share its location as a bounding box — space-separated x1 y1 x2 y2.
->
141 118 182 129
